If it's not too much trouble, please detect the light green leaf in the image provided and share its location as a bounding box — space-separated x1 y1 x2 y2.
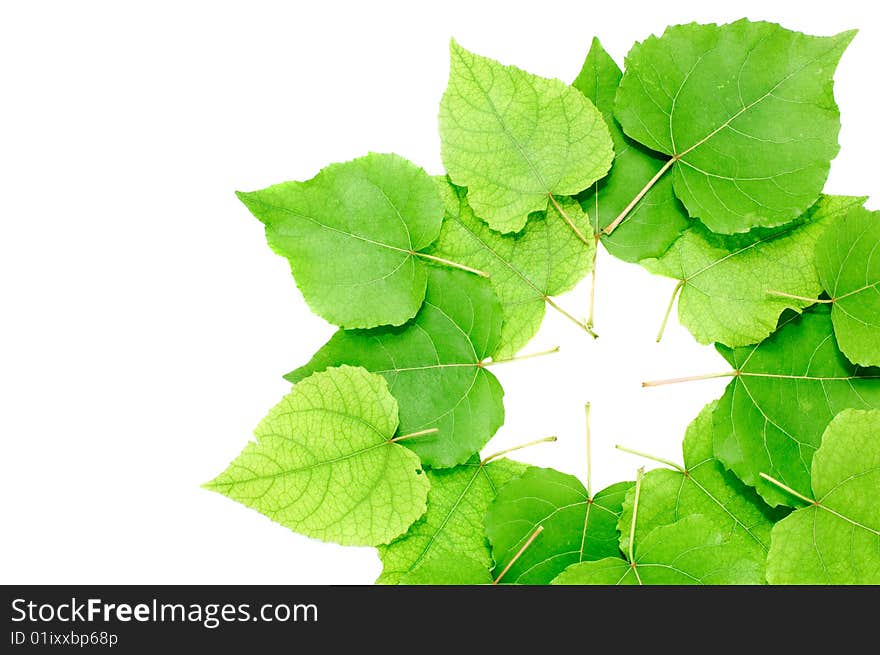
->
205 366 429 547
643 195 864 347
428 179 593 358
484 466 632 584
237 152 444 329
440 40 613 233
286 267 504 468
766 409 880 584
616 20 854 234
398 552 494 585
713 306 880 507
816 206 880 366
574 37 689 263
618 401 786 560
551 515 765 585
552 557 634 585
378 457 526 584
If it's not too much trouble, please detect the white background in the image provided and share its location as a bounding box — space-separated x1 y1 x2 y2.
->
2 1 878 584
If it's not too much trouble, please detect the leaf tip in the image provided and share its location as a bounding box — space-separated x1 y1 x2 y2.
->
587 36 605 58
836 28 858 46
235 190 259 211
201 478 220 492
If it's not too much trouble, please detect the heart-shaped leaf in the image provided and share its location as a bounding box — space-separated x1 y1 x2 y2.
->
237 153 445 329
205 366 429 546
440 40 613 233
615 20 854 234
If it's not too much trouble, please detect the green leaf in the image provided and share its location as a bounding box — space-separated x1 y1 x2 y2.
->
428 179 593 358
643 195 864 347
574 37 689 263
286 267 504 468
398 552 494 585
713 306 880 507
484 466 632 584
205 366 429 547
378 457 526 584
440 40 613 233
237 152 444 329
765 409 880 584
816 206 880 367
618 401 786 560
615 20 854 234
551 515 765 585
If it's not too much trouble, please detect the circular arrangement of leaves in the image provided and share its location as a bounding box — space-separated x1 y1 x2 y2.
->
206 19 880 585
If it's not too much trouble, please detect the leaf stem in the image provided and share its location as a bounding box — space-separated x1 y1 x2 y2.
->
765 289 831 304
481 436 557 465
603 157 676 236
548 193 591 246
656 279 685 343
632 563 644 585
412 251 489 278
588 185 600 331
758 472 816 506
587 235 599 331
615 444 686 474
389 427 439 443
485 346 560 367
585 403 593 499
628 467 645 582
642 370 738 387
493 525 544 585
545 296 598 339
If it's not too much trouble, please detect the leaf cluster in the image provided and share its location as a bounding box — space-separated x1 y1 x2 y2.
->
208 20 879 585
